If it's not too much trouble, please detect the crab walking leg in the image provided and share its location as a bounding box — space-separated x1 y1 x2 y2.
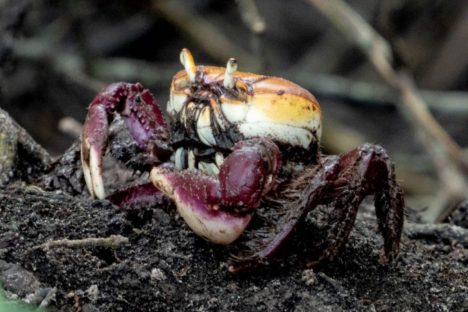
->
230 144 404 272
81 82 171 199
150 138 281 245
372 152 405 263
228 156 342 273
307 143 404 267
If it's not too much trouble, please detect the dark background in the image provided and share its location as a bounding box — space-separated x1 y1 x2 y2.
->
1 0 467 220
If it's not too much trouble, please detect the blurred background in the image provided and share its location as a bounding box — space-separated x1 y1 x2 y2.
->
0 0 467 223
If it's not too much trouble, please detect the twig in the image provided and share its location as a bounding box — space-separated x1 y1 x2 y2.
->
420 5 468 89
236 0 266 35
16 32 468 116
32 235 129 251
12 38 104 93
307 0 468 171
291 71 468 114
91 57 178 86
404 222 468 247
236 0 266 70
307 0 468 222
152 0 259 70
38 287 57 309
317 272 348 294
58 116 83 138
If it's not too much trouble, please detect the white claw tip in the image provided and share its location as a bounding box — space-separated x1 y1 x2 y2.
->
223 58 238 89
81 139 106 199
180 48 196 83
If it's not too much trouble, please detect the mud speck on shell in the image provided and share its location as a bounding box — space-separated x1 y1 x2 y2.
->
0 185 467 311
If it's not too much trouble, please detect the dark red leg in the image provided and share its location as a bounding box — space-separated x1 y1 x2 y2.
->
228 156 341 272
319 144 404 266
150 138 281 245
229 144 404 272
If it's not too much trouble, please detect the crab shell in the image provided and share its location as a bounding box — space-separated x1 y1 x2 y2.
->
168 66 322 151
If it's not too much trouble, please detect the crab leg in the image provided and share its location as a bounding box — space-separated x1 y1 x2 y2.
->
302 144 404 266
228 156 342 273
150 138 281 245
81 82 171 199
230 144 404 272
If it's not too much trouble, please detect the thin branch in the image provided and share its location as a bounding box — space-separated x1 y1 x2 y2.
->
38 287 57 309
236 0 266 35
12 38 104 93
404 222 468 247
236 0 267 70
291 71 468 114
152 0 259 70
15 34 468 116
91 58 178 86
307 0 468 222
420 5 468 89
58 116 83 138
32 235 129 251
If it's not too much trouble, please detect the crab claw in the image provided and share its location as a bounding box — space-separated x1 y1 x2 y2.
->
150 166 253 245
150 138 281 244
81 102 108 199
81 82 171 199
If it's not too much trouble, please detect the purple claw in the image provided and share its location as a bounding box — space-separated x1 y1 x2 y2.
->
81 82 171 199
150 138 281 245
220 139 281 208
151 167 253 245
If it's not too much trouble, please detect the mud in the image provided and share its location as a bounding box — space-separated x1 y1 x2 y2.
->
0 183 466 311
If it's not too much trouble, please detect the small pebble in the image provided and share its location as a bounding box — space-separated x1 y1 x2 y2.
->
87 284 99 302
301 269 317 286
151 268 167 282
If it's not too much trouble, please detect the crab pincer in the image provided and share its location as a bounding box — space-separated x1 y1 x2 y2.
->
150 138 281 244
81 82 172 199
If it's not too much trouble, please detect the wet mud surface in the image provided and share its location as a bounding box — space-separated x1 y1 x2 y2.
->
0 183 467 311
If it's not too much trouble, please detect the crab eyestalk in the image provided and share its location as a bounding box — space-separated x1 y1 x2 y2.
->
180 48 196 83
223 58 238 89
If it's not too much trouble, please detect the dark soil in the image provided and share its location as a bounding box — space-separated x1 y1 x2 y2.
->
0 183 467 312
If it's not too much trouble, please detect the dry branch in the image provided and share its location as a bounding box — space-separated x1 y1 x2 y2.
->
12 38 104 93
152 0 259 70
307 0 468 222
236 0 267 70
236 0 266 35
33 235 129 251
291 71 468 114
420 5 468 89
404 222 468 247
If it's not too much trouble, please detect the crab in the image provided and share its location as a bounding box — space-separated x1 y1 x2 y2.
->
80 48 404 272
